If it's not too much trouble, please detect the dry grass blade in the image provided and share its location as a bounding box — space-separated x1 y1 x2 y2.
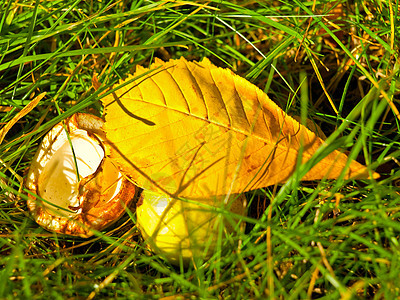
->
0 92 45 145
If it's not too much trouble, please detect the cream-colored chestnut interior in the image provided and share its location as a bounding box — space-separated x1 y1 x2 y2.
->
37 129 104 217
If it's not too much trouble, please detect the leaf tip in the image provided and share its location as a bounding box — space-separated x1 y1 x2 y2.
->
347 160 380 181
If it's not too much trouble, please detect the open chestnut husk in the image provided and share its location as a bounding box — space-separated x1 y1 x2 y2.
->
25 113 136 237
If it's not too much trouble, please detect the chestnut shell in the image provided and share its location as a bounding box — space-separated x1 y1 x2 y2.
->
25 113 136 237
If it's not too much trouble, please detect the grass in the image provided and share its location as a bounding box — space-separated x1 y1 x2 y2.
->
1 0 399 298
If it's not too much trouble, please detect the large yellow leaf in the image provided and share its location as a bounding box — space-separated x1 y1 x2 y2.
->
102 57 374 198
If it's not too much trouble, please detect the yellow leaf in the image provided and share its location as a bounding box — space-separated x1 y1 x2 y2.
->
102 58 376 198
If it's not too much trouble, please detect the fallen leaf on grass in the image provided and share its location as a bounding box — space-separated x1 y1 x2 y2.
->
102 58 376 198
